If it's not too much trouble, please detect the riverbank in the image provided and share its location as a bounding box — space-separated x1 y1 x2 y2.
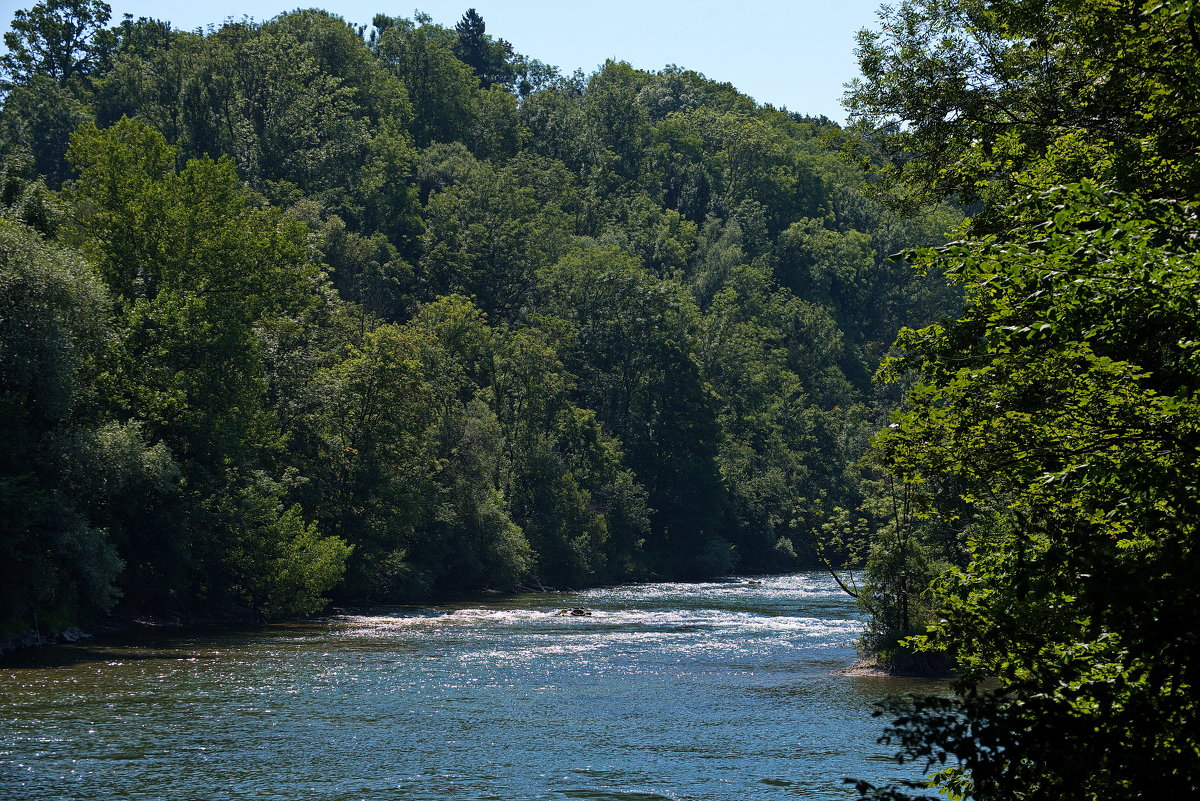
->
0 626 93 657
838 653 957 679
0 607 262 659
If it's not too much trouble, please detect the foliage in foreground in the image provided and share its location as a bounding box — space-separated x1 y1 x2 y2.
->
839 0 1200 797
859 185 1200 800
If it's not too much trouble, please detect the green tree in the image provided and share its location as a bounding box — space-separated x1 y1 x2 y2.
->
65 119 312 458
64 118 349 617
539 248 728 576
584 61 651 183
518 78 593 178
0 219 122 633
371 14 479 148
487 319 650 586
452 8 514 90
303 322 440 597
696 262 819 570
0 74 93 187
410 294 649 588
418 159 570 321
862 183 1200 799
846 0 1200 226
1 0 110 87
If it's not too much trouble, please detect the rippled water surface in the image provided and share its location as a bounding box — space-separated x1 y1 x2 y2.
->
1 572 941 800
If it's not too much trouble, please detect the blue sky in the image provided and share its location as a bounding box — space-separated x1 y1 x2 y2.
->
1 0 885 122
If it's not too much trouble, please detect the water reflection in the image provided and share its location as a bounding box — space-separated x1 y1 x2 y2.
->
1 572 944 801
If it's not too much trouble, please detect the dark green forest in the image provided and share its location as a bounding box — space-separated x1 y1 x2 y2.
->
0 1 959 632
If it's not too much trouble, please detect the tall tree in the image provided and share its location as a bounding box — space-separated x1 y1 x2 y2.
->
64 118 350 617
371 14 479 147
1 0 110 87
844 5 1200 796
452 8 513 89
539 248 729 576
846 0 1200 226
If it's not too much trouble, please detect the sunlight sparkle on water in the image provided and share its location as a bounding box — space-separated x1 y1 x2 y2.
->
0 572 940 801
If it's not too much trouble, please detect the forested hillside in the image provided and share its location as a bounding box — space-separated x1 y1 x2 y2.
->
0 1 959 634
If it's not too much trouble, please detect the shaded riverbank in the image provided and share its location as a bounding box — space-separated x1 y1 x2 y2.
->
838 653 957 679
0 606 264 659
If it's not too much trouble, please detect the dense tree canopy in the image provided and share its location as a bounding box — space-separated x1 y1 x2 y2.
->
867 184 1200 800
5 0 1196 796
843 0 1200 798
0 2 958 637
846 0 1200 228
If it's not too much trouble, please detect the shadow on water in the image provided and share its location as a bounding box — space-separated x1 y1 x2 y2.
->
2 644 203 669
0 624 277 669
557 791 681 800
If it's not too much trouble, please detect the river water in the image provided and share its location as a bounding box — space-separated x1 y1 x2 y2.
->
0 572 940 801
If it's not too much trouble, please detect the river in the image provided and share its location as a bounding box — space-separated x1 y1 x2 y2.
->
0 571 941 800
